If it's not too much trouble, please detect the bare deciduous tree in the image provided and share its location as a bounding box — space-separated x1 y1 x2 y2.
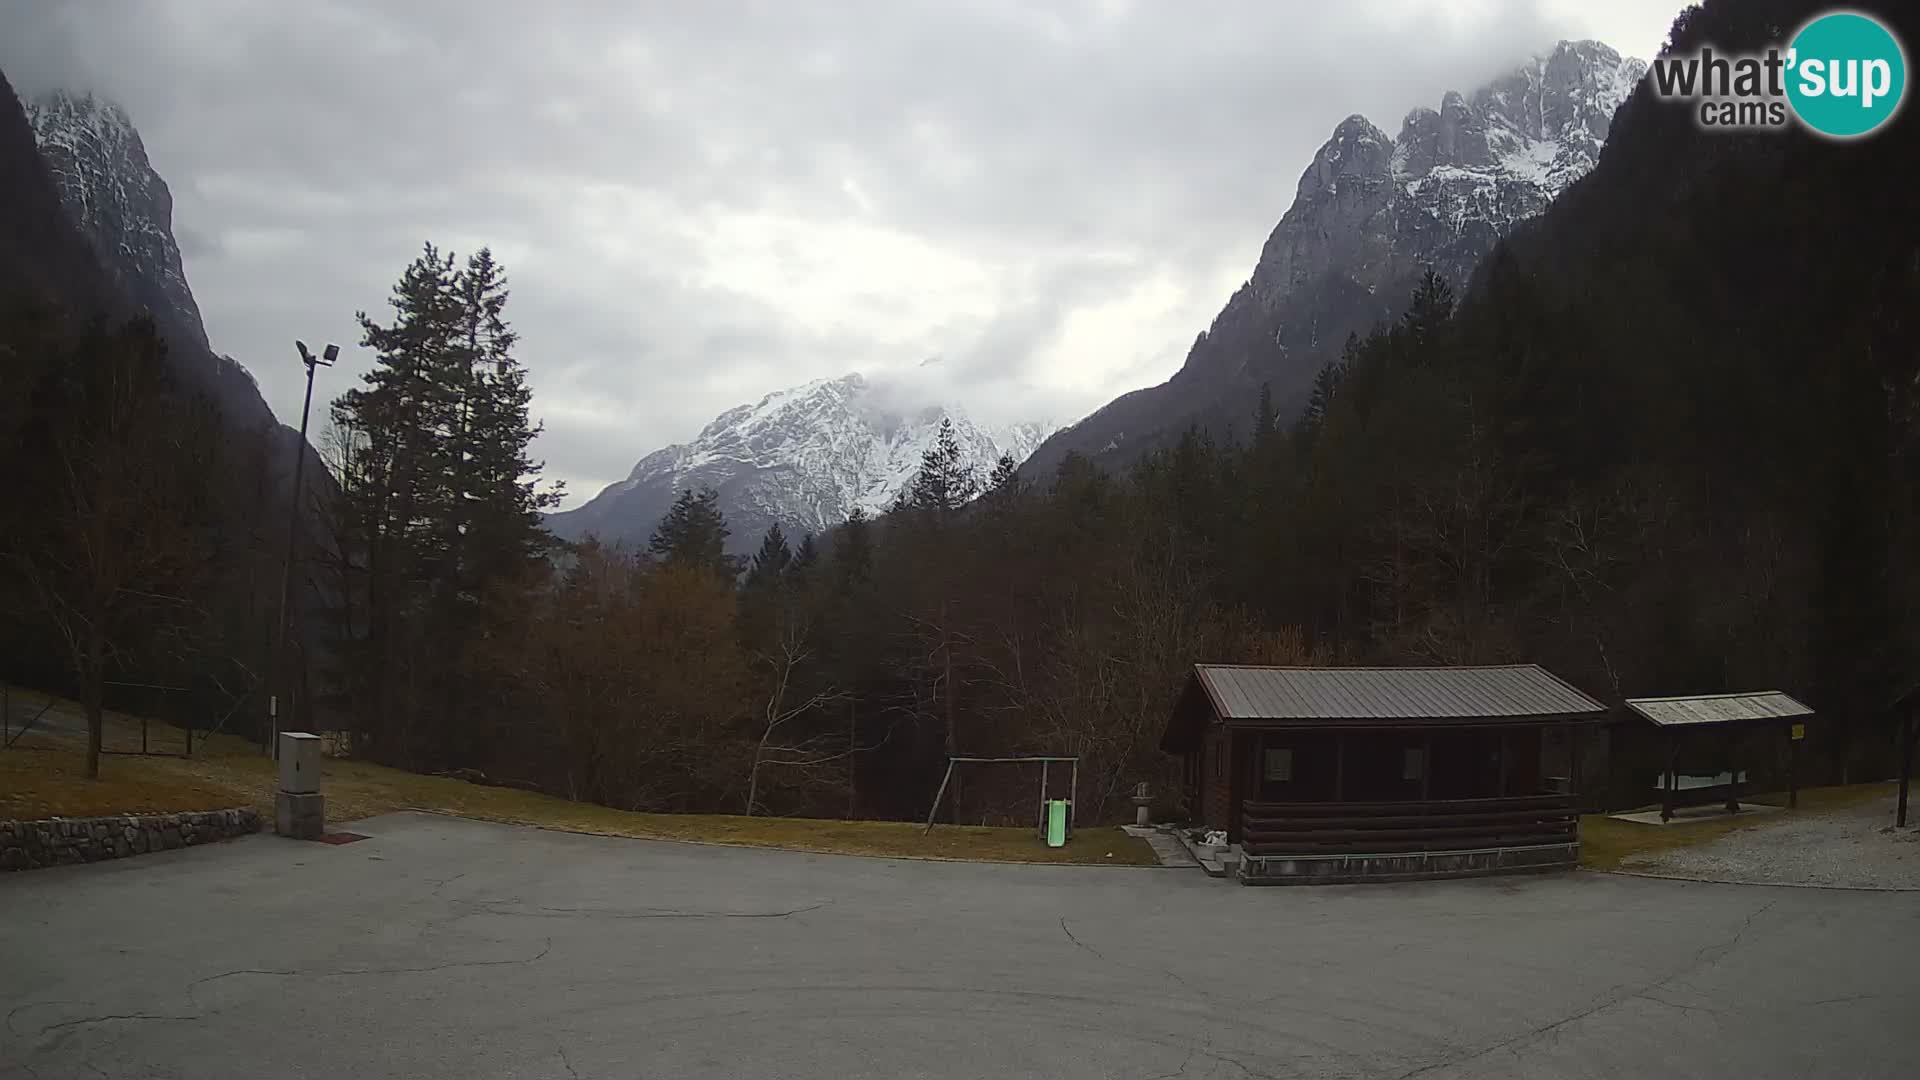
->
746 622 853 816
15 319 213 777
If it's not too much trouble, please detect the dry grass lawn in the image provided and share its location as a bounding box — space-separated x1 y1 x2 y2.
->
1579 781 1898 870
0 688 1156 867
17 684 1890 874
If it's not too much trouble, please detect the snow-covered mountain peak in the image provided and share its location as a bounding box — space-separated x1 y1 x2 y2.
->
554 373 1052 552
28 89 139 150
1023 38 1643 478
1252 39 1643 309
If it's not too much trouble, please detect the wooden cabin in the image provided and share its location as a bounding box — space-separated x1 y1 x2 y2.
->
1161 664 1608 884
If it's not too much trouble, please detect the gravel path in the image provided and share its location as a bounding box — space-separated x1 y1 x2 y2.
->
1123 824 1199 867
1623 789 1920 890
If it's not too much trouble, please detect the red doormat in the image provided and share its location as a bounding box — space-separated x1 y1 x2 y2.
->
317 832 370 845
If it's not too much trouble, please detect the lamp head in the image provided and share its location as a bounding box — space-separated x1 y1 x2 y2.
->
295 340 312 363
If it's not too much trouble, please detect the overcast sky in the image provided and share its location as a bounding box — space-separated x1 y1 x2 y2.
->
1 0 1679 508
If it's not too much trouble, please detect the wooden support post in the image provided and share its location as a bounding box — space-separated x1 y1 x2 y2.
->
1569 723 1585 809
1495 730 1509 798
1421 732 1433 800
1787 719 1800 810
923 758 956 835
1334 734 1346 802
1725 729 1740 815
1068 758 1078 838
1897 712 1914 829
1038 759 1049 839
1661 733 1677 823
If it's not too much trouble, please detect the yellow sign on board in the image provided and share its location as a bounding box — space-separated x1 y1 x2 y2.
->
1790 723 1806 741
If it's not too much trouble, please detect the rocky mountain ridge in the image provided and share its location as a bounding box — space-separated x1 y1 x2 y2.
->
20 87 296 444
1023 40 1646 476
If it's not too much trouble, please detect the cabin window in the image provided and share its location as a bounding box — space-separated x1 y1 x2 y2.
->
1402 747 1425 782
1263 748 1293 782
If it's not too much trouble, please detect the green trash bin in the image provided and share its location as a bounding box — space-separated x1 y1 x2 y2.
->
1046 799 1070 848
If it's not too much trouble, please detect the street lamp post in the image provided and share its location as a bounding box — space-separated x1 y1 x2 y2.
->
269 340 337 756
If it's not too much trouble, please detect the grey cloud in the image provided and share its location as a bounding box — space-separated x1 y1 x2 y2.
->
0 0 1679 505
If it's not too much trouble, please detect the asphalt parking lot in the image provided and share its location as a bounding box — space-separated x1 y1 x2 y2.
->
3 812 1916 1079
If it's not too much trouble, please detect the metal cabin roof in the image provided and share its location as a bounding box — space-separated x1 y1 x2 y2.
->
1192 664 1607 722
1625 691 1813 728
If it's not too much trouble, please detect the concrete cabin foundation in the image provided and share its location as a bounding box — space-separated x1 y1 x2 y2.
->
1240 841 1579 885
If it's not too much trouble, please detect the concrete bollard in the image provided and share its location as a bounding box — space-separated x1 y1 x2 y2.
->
1131 782 1152 828
275 732 325 840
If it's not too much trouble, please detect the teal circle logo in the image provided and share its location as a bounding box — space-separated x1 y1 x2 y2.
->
1786 12 1907 138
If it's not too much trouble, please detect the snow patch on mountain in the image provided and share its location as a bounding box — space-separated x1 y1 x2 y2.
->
548 373 1052 552
1259 39 1645 306
24 89 208 350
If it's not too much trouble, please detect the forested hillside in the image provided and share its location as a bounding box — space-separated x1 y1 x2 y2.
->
5 0 1915 827
0 68 294 777
370 0 1915 823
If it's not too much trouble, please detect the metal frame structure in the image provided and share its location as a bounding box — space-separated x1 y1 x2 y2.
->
2 685 56 748
1894 682 1918 828
99 681 195 758
923 755 1080 837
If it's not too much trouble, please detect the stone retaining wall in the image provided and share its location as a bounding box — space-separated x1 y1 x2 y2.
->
0 808 261 871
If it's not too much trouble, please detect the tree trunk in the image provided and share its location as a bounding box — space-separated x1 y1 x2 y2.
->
83 615 106 780
944 635 959 823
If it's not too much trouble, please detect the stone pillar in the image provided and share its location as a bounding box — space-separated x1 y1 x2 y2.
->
1131 782 1152 827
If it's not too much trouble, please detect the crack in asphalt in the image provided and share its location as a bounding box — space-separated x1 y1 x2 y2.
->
1391 899 1780 1079
1059 916 1205 1002
1202 1045 1287 1080
14 938 560 1054
480 900 831 921
1057 916 1104 961
28 1013 199 1036
428 871 470 897
5 1001 87 1038
556 1041 581 1080
1141 1042 1199 1080
188 936 555 992
1058 914 1256 1078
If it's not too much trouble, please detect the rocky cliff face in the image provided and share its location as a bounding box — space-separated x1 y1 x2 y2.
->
25 90 208 351
22 88 287 439
0 72 115 312
547 374 1051 553
1023 40 1645 476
